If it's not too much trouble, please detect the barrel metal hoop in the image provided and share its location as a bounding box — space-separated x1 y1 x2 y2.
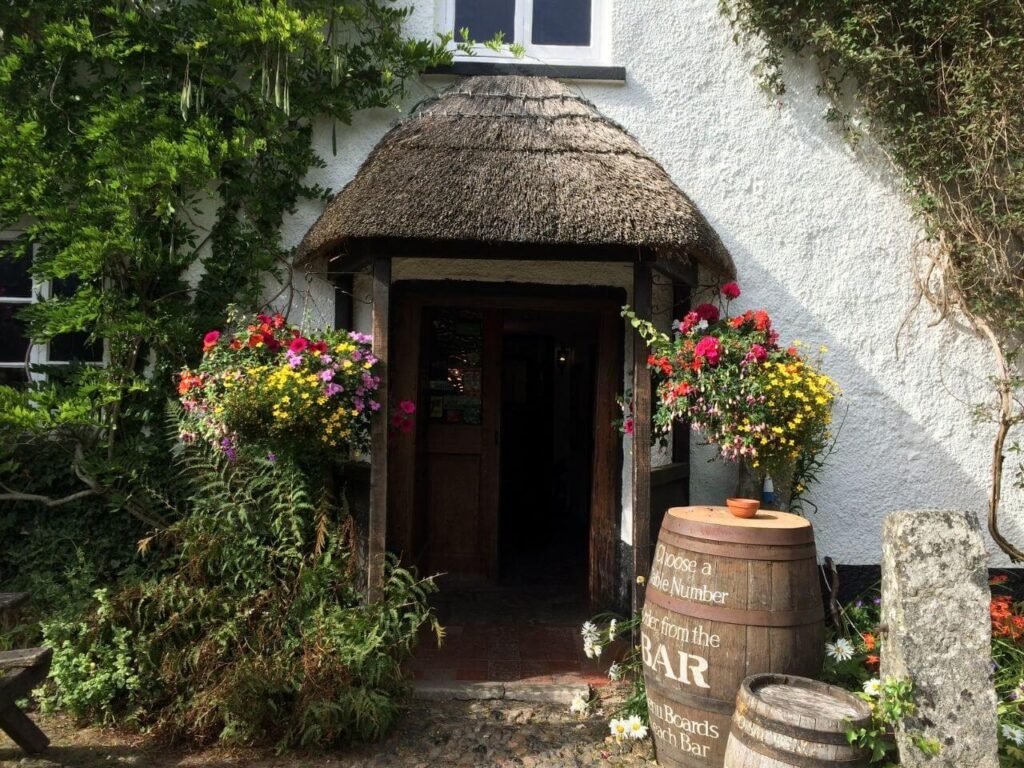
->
665 516 815 546
658 529 819 561
734 698 856 747
643 675 735 716
646 586 825 628
728 722 865 768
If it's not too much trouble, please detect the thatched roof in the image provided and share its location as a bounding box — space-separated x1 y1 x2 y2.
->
298 76 735 278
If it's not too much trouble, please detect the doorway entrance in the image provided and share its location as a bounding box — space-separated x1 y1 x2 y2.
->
387 283 624 607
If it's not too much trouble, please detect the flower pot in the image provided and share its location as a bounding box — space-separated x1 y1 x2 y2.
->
726 497 760 518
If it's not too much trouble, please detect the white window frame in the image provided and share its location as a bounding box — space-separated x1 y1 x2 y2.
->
0 232 106 382
438 0 611 66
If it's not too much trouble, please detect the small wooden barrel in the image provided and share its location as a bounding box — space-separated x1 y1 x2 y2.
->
723 674 872 767
642 506 824 767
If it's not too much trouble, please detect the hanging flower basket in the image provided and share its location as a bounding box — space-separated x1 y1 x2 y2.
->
177 312 414 461
625 283 840 509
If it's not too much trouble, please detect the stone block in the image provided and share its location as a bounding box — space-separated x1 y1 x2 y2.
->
881 509 998 767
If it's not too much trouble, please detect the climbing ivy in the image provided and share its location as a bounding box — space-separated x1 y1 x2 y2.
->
0 2 454 517
720 0 1024 560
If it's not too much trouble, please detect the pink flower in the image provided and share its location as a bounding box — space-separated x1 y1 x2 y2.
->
694 336 722 366
289 337 309 354
721 282 741 300
693 303 720 323
202 330 220 352
748 343 767 363
679 311 700 334
399 400 416 415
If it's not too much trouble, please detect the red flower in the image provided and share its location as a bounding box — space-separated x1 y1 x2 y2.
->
753 310 771 332
272 313 285 328
289 337 309 354
623 418 634 435
721 282 741 300
786 346 798 357
310 340 328 355
748 343 767 363
229 338 243 351
263 333 281 352
202 330 221 353
248 333 264 348
865 654 880 670
673 382 692 397
693 303 720 322
679 311 700 334
990 574 1010 585
694 336 722 366
400 400 417 415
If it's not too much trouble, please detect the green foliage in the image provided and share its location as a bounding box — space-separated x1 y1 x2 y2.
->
0 0 454 516
720 0 1024 558
42 445 439 747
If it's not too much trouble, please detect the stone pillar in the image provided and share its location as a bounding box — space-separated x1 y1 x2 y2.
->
881 509 998 768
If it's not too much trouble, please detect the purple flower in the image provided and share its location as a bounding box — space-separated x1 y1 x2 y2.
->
348 331 372 344
320 369 335 382
355 386 366 397
353 398 365 413
370 400 381 412
324 382 343 397
266 452 277 463
352 350 363 362
286 351 302 369
220 436 237 462
320 354 333 365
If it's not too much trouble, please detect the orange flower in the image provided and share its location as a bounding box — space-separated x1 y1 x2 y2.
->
990 574 1009 585
865 654 880 670
248 333 264 348
229 338 243 350
862 632 877 652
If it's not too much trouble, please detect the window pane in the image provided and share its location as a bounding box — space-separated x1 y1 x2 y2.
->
532 0 591 45
0 242 31 299
50 331 103 363
455 0 516 43
0 366 27 386
0 304 29 364
51 274 80 298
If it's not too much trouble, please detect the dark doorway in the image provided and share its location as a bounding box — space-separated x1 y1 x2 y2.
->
498 312 596 591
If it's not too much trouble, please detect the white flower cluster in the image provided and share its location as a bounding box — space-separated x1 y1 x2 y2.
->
569 693 590 716
609 715 648 741
862 678 882 697
582 621 603 659
1003 723 1024 747
607 662 623 682
825 637 855 662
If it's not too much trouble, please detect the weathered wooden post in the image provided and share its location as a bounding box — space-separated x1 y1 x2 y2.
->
881 509 999 767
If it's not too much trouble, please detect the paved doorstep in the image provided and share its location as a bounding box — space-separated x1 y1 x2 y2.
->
0 695 656 767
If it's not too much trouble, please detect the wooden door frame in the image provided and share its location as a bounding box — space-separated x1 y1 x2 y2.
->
387 281 624 606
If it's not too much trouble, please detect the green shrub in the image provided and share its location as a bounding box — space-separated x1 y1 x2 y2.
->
43 446 439 748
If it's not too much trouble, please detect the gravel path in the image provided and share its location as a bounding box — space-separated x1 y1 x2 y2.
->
1 694 656 768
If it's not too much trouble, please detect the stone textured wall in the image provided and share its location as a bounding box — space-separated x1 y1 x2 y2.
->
281 0 1023 566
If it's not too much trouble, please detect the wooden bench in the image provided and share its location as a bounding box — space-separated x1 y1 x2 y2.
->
0 593 50 754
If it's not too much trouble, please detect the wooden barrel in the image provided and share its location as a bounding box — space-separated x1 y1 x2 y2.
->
723 674 872 767
641 506 824 767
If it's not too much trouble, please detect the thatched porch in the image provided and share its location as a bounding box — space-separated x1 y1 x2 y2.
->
299 75 734 615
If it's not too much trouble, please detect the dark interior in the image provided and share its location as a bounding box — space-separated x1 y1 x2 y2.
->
498 311 596 591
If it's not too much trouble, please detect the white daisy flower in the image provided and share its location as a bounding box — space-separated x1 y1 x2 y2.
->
862 678 882 697
627 715 649 740
608 618 618 641
582 621 599 643
569 693 589 715
696 319 709 330
609 718 628 740
1002 724 1024 747
826 638 855 662
591 642 603 659
608 662 623 681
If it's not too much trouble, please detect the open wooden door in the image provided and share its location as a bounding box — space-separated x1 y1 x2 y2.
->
421 307 502 582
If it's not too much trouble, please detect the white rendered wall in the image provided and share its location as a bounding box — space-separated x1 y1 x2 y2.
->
282 0 1023 566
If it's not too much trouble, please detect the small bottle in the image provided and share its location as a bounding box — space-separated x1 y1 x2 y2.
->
761 476 775 508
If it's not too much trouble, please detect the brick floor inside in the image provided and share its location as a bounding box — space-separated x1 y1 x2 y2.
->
410 586 617 688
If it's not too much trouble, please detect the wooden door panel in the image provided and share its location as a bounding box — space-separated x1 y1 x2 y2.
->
427 453 484 575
